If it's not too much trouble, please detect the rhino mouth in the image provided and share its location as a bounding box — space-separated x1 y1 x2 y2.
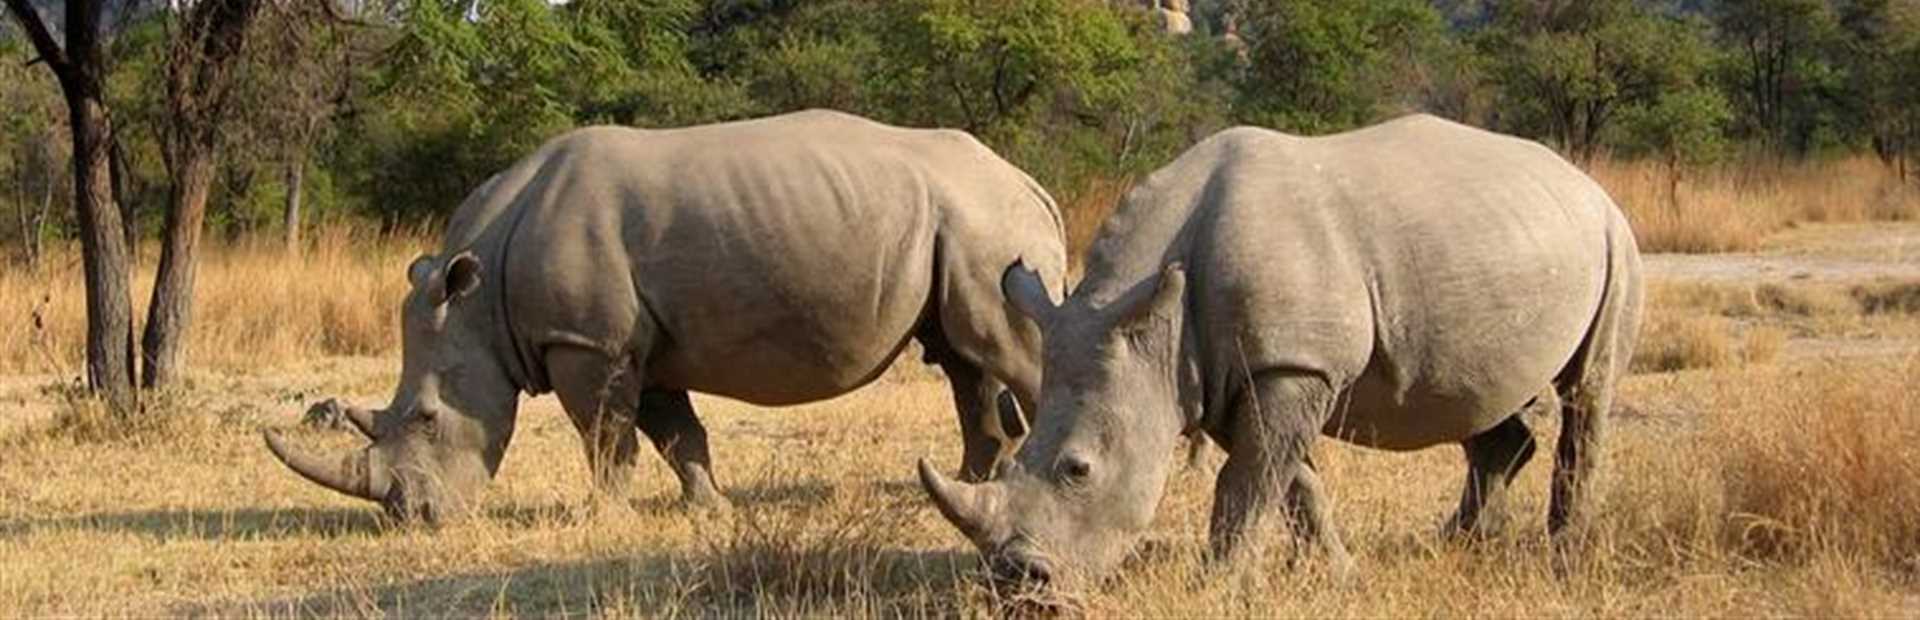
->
986 538 1055 588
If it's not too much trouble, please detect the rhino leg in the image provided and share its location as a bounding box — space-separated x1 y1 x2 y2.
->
1444 413 1538 539
921 328 1023 482
548 347 644 505
1283 459 1354 577
1550 226 1641 541
1208 371 1351 574
935 356 1021 482
635 389 727 509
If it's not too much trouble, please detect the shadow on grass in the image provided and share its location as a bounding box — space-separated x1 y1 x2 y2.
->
0 506 386 541
723 477 838 506
202 548 981 616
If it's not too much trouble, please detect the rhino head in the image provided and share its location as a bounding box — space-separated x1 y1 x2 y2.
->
264 251 521 523
921 261 1193 593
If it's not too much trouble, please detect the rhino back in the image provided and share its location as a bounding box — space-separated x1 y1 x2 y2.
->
1099 116 1618 449
483 111 1056 404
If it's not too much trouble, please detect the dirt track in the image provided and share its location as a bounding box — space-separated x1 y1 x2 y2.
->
1643 222 1920 284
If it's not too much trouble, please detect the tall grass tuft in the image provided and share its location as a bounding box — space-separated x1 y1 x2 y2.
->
1712 358 1920 566
0 224 427 375
1592 156 1920 253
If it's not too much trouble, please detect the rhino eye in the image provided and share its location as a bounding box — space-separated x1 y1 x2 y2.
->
1057 456 1092 486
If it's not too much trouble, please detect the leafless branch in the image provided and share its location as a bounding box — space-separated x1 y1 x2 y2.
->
3 0 70 78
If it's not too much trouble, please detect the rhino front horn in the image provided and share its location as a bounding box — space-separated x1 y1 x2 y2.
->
263 430 391 502
918 458 1005 544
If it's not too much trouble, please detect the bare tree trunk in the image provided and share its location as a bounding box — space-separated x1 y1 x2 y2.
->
71 94 139 412
141 0 267 388
141 155 214 388
282 157 303 251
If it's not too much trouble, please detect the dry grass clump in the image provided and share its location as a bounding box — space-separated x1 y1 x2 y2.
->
1754 282 1858 317
1851 281 1920 315
1710 359 1920 567
1597 161 1784 253
1611 359 1920 571
1652 280 1864 320
1649 280 1765 317
1592 156 1920 253
1784 157 1920 223
0 225 425 375
1632 314 1740 372
692 465 952 609
1631 311 1792 373
1 382 222 448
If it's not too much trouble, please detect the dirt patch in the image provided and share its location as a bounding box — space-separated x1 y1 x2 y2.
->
1641 223 1920 364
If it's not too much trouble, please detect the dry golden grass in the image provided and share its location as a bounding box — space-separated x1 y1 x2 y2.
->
0 225 428 376
1057 175 1131 273
2 338 1917 616
1593 157 1920 254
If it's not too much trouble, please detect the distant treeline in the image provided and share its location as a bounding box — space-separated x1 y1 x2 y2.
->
4 0 1918 241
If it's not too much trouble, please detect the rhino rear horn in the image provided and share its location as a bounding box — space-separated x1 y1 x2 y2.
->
918 458 1007 545
263 430 391 502
1002 259 1058 324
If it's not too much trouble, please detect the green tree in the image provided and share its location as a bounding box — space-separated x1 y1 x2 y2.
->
1833 0 1920 179
1712 0 1842 154
344 0 749 223
1 23 66 264
1621 87 1734 201
1233 0 1449 133
874 0 1141 136
1479 0 1719 163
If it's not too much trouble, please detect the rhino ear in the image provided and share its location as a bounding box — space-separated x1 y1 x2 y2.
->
445 252 483 303
1001 258 1058 324
428 251 484 306
407 254 437 289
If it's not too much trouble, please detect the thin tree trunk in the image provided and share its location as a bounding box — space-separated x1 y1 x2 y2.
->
282 157 303 251
31 148 52 265
11 153 24 264
72 95 139 412
141 154 214 388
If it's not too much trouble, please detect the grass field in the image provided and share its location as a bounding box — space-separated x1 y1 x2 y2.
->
2 160 1918 616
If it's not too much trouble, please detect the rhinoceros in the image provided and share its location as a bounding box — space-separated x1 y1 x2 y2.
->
264 110 1067 521
919 115 1643 590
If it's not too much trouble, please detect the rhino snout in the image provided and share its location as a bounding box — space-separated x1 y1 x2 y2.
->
986 538 1055 589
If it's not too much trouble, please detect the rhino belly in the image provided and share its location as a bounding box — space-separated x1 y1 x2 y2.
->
1323 281 1598 450
1328 369 1549 450
640 246 938 407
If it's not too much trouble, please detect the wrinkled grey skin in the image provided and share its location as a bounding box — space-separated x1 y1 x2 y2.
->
921 115 1644 592
265 110 1067 521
